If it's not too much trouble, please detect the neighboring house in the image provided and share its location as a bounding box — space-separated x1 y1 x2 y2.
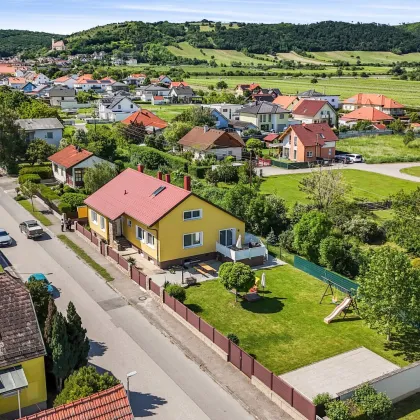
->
292 99 337 126
151 95 166 105
235 83 261 96
21 82 37 93
202 103 244 120
52 75 77 88
98 96 139 122
121 109 168 133
280 123 338 162
239 102 290 132
178 126 245 161
16 118 64 146
24 72 50 85
48 145 110 187
170 81 188 88
0 64 21 76
272 95 300 110
339 107 394 127
228 120 259 136
135 85 170 102
47 86 76 106
297 89 340 109
210 109 229 129
123 73 147 86
126 58 137 65
0 273 47 418
169 86 195 103
74 75 115 92
158 75 172 85
19 384 133 420
105 81 129 93
28 84 50 98
251 88 281 102
263 133 282 147
342 93 405 117
84 168 267 267
411 122 420 132
8 77 27 89
51 38 65 51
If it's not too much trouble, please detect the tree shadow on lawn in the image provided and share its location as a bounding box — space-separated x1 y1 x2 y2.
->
186 303 203 313
394 392 420 419
240 296 285 314
384 330 420 363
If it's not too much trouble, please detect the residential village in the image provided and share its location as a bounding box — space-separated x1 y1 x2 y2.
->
1 34 420 420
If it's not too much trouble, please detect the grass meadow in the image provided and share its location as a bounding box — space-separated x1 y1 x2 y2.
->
400 166 420 177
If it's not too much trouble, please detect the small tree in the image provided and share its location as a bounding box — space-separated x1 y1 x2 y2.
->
20 180 39 211
403 129 415 146
325 400 351 420
246 138 263 186
353 383 393 420
409 111 419 123
165 283 186 303
266 228 278 246
44 297 57 349
54 366 119 406
26 279 51 331
216 80 228 89
219 262 255 301
83 162 117 195
26 138 56 165
389 118 405 133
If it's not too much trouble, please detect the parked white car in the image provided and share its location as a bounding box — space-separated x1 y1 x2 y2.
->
347 154 363 163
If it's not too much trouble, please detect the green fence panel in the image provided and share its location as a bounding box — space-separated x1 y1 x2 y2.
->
294 256 359 294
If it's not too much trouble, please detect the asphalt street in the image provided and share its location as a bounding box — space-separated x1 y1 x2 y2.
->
0 188 254 420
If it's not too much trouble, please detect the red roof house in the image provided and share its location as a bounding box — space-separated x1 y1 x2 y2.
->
292 99 337 126
20 384 133 420
273 95 299 110
263 133 282 146
342 93 404 116
339 107 394 127
121 109 168 132
279 123 338 162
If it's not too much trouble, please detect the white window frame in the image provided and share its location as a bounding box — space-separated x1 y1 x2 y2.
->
146 232 155 248
100 216 105 231
91 210 98 224
183 209 202 221
136 226 144 241
127 219 132 227
183 232 203 249
306 151 313 158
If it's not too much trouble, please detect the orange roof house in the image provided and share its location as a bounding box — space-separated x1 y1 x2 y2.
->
342 93 404 116
20 384 133 420
121 110 168 131
339 107 394 126
273 95 299 110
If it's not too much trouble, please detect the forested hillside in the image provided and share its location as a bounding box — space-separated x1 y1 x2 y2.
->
0 30 59 57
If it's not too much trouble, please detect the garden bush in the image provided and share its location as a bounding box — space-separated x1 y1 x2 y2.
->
188 165 211 179
165 283 186 303
60 193 88 211
63 185 76 194
353 384 393 419
227 333 240 345
58 202 72 215
18 174 41 184
325 400 351 420
130 146 188 171
313 393 332 406
38 184 60 201
19 166 53 179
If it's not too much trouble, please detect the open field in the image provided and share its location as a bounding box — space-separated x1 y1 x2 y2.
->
339 135 420 164
400 166 420 177
311 50 420 64
260 169 419 205
184 265 410 375
274 51 328 65
142 104 191 121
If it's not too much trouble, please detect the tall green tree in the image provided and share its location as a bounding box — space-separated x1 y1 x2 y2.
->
54 366 119 407
26 138 56 165
219 262 255 301
164 121 193 147
358 246 420 341
174 107 215 127
66 302 90 370
83 162 117 195
26 280 51 331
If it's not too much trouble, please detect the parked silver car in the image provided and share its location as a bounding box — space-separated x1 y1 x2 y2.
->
0 228 12 246
19 220 44 239
347 154 363 163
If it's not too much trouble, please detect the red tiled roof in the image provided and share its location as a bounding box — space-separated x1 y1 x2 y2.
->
340 107 394 122
129 73 146 78
84 168 191 226
8 77 26 84
121 110 168 129
19 384 133 420
154 96 164 100
0 64 18 74
343 93 404 109
292 99 331 117
273 96 298 109
54 75 71 83
372 123 387 130
170 81 188 88
264 133 281 142
283 123 338 147
48 145 93 169
249 83 261 90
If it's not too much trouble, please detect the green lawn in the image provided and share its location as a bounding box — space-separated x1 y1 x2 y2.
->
260 169 419 205
339 136 420 164
142 104 192 121
185 265 411 375
400 166 420 177
311 50 420 64
18 200 53 226
394 393 420 419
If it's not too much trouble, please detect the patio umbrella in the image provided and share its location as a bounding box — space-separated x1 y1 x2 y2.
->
261 272 266 291
236 234 242 249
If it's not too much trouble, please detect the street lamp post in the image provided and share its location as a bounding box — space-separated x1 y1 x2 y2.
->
126 371 137 402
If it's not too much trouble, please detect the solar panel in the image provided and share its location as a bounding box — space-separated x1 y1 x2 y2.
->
151 186 166 197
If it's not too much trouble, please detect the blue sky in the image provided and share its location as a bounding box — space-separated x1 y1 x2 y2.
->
2 0 420 34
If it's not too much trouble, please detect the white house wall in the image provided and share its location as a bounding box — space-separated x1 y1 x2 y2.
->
32 129 63 146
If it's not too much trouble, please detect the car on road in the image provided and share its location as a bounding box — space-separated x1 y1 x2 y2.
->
347 154 363 163
0 228 12 246
335 155 352 164
27 273 54 294
19 220 44 239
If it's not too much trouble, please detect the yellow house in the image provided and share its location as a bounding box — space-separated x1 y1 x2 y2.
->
84 168 268 268
239 102 291 132
0 274 47 418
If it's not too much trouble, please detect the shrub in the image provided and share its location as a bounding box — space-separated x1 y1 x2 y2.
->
58 202 72 214
19 166 52 179
130 146 188 171
325 400 351 420
227 333 240 345
63 185 76 194
18 174 41 184
343 216 386 244
60 193 88 211
165 283 186 303
278 229 295 253
313 393 332 406
188 165 211 179
14 194 26 201
412 258 420 268
38 184 60 201
353 384 393 420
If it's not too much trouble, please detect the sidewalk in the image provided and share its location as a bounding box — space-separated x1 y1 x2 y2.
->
31 195 291 420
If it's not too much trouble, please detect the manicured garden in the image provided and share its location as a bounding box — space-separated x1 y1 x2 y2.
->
339 135 420 164
184 265 409 375
400 166 420 178
260 169 419 205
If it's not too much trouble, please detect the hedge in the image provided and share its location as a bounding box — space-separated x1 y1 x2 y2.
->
188 165 212 179
130 146 188 171
19 166 53 179
58 202 72 214
60 193 87 211
38 184 60 201
18 174 41 184
18 162 50 169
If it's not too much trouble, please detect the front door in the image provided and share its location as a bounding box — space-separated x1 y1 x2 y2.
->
115 218 122 237
220 229 235 247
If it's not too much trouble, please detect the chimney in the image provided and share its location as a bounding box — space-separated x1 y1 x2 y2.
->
184 175 191 191
157 171 163 180
203 125 209 133
137 164 144 173
165 173 171 183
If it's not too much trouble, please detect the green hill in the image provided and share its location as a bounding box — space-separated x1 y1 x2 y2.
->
0 30 60 57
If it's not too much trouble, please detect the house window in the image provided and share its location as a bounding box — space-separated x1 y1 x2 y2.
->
91 210 98 224
306 151 313 158
293 150 297 160
100 216 105 231
127 219 132 227
294 136 297 146
328 149 332 155
118 105 121 109
46 132 53 139
130 104 133 109
223 109 228 112
280 113 284 119
136 226 144 241
53 164 58 172
184 232 203 248
74 169 83 183
183 209 202 221
146 232 155 247
219 229 234 247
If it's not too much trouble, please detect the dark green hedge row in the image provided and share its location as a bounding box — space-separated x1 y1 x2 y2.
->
19 165 53 179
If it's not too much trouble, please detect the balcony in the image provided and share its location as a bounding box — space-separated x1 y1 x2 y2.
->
216 234 268 265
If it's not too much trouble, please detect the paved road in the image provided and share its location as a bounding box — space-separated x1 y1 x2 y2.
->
0 188 254 420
